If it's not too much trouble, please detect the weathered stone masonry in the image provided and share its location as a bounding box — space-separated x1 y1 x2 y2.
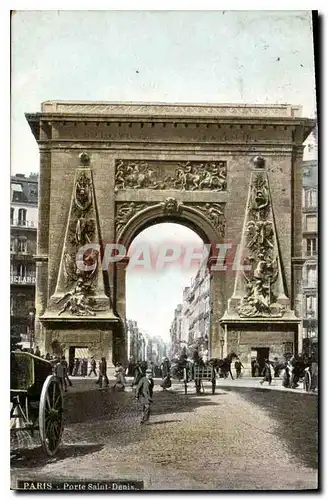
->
26 102 314 370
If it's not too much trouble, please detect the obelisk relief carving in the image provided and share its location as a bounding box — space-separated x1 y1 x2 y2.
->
227 156 291 319
46 153 113 318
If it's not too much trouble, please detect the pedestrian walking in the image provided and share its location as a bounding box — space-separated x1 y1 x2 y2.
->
150 361 156 377
88 357 97 377
234 358 244 378
73 358 80 376
260 359 272 386
113 363 126 391
254 359 260 377
136 368 154 425
55 357 67 392
97 357 109 388
35 345 41 357
160 357 171 390
81 358 88 377
61 356 73 388
273 357 281 378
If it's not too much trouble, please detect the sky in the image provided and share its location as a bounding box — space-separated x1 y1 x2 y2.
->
126 223 203 341
10 10 317 341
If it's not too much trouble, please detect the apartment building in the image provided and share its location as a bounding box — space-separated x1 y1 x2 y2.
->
10 173 38 342
302 159 318 345
170 264 211 357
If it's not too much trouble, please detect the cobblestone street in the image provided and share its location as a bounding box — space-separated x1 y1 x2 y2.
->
11 379 318 490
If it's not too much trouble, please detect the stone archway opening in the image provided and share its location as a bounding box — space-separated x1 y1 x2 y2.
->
121 220 217 365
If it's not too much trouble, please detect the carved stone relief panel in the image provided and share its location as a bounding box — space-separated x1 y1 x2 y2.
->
115 199 226 238
114 160 227 192
115 202 152 234
185 202 225 237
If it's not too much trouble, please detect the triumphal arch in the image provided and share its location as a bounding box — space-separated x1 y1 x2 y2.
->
26 102 314 371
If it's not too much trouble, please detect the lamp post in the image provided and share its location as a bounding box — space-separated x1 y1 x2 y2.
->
28 311 35 350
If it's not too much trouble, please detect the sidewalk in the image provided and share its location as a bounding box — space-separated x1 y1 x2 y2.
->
65 375 317 396
211 376 318 395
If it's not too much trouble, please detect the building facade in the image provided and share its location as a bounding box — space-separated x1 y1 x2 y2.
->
126 319 145 361
301 159 318 347
169 304 183 357
10 173 38 344
126 319 167 364
170 264 211 357
150 335 167 365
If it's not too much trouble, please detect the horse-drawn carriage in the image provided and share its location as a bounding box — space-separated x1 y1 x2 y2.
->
171 351 237 395
10 350 64 456
186 364 217 395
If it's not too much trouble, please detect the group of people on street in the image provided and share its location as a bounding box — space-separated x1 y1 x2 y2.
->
71 358 89 377
53 356 73 392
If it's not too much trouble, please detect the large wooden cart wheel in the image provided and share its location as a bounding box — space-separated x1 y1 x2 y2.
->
39 375 64 456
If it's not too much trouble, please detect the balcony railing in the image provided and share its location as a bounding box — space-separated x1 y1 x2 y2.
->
10 274 36 285
11 219 37 229
302 280 318 289
11 247 35 256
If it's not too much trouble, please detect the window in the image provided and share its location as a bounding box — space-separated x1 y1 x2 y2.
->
16 264 26 278
18 208 27 226
17 238 27 253
16 294 26 314
306 238 317 256
306 265 317 287
306 296 317 316
10 237 16 252
11 207 14 224
305 189 317 208
306 215 317 232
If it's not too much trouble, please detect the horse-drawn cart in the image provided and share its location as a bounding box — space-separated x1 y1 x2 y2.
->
183 364 217 395
10 351 64 456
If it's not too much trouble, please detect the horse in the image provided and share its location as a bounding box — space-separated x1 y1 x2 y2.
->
208 352 238 380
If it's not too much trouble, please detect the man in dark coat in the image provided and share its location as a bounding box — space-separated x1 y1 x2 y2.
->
160 357 171 390
88 357 97 377
73 358 80 376
161 357 171 378
260 359 272 386
192 346 202 365
97 357 109 388
136 368 154 424
234 358 244 378
61 356 72 388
